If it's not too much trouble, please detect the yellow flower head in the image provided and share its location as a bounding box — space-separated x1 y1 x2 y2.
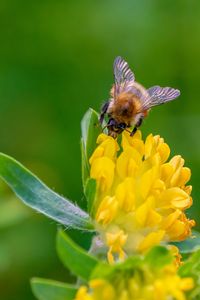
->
89 131 195 263
74 254 194 300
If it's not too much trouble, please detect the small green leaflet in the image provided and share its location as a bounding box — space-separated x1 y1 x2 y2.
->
81 108 102 188
84 178 96 215
57 230 98 280
178 249 200 299
0 153 94 231
172 231 200 254
31 278 77 300
144 246 173 268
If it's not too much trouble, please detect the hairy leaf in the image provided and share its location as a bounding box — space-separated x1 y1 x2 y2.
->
0 153 93 231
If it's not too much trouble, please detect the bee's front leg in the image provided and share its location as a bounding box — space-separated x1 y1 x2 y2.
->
130 115 144 136
130 126 137 136
99 101 110 124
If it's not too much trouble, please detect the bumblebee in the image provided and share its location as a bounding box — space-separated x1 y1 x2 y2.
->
100 56 180 138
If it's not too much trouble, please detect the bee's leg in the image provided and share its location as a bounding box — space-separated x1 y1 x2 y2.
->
99 101 109 124
130 116 143 136
130 126 137 136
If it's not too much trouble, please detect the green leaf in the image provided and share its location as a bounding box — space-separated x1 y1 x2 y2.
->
90 262 113 280
81 138 90 190
0 153 93 231
91 255 142 281
84 178 96 215
57 230 98 280
179 249 200 277
145 246 173 269
31 278 77 300
81 108 102 187
178 249 200 299
172 231 200 254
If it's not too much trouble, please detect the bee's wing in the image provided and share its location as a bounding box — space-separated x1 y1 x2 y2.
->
113 56 135 97
141 86 180 110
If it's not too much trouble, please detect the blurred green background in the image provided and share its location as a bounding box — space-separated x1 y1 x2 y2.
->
0 0 200 299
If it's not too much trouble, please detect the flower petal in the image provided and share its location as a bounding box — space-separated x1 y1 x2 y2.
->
90 157 115 193
116 147 141 179
161 188 191 209
138 230 165 252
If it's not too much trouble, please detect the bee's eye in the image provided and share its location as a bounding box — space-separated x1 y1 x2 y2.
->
118 123 126 129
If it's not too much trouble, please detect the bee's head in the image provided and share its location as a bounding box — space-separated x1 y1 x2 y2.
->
106 118 127 138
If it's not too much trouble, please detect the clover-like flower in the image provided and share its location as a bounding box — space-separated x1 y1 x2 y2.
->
89 131 195 263
74 247 194 300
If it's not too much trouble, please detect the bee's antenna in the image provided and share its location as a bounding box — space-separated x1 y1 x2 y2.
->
124 128 131 134
117 125 131 134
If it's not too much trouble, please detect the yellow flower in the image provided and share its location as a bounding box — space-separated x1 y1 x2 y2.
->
73 259 194 300
89 131 195 263
74 286 93 300
106 230 128 264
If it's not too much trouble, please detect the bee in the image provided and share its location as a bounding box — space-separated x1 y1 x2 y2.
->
100 56 180 138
